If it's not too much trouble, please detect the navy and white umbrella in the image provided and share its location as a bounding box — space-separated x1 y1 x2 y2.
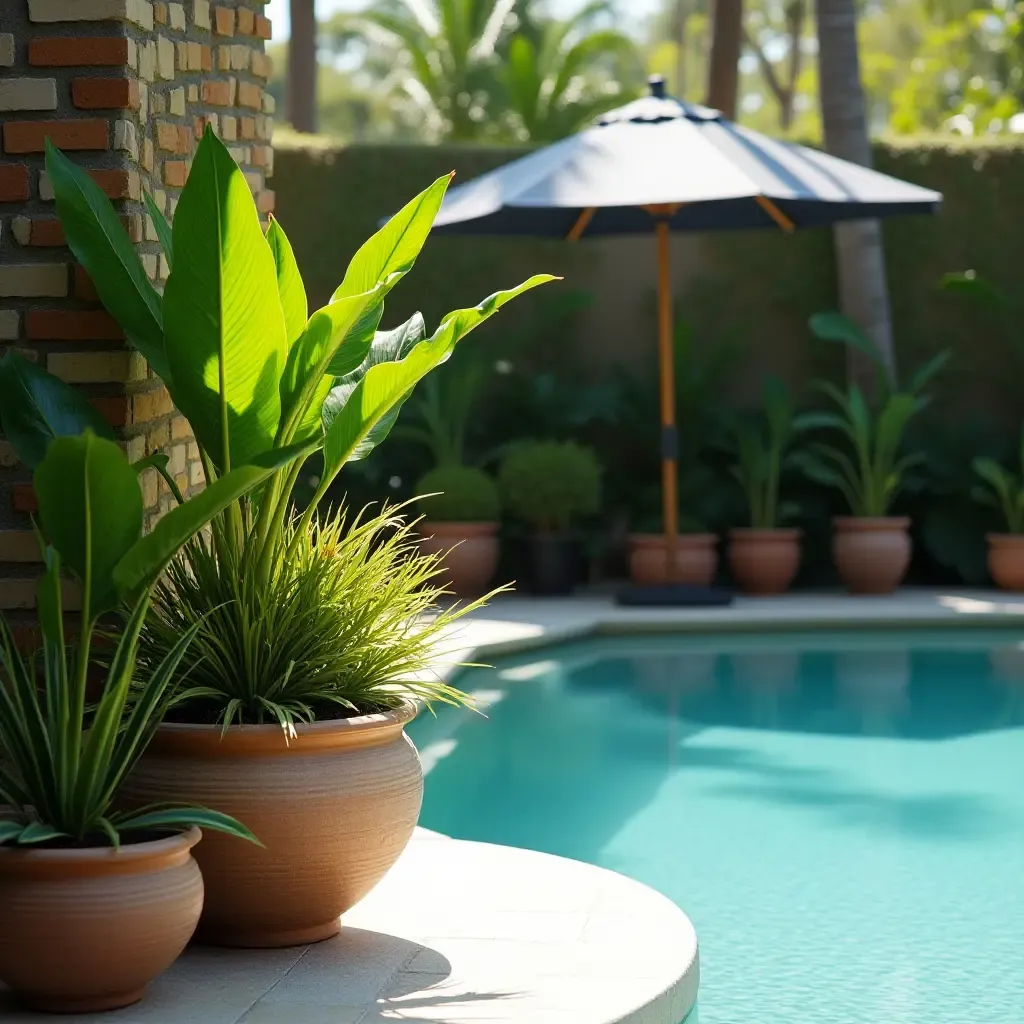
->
431 76 941 593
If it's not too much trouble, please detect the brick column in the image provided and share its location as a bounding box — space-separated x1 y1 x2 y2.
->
0 0 275 630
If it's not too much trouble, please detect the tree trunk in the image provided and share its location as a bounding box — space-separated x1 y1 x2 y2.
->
706 0 743 118
674 0 688 97
287 0 317 133
814 0 895 386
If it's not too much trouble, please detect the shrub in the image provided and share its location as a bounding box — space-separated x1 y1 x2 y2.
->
415 465 500 521
499 441 600 532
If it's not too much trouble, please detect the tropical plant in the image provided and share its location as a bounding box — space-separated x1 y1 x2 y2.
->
415 464 501 521
30 131 551 729
0 430 266 848
499 440 600 532
972 429 1024 534
730 375 805 529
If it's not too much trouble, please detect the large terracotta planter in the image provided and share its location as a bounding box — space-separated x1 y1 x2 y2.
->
986 533 1024 591
728 528 802 595
832 516 911 595
628 533 718 586
123 703 422 948
0 828 202 1013
417 521 499 596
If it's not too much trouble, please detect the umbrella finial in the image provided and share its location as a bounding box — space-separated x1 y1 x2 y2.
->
648 75 667 99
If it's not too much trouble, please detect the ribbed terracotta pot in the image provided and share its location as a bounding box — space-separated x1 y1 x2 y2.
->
986 533 1024 591
122 703 422 948
628 533 718 586
0 828 202 1013
417 521 499 596
728 528 802 595
832 517 911 595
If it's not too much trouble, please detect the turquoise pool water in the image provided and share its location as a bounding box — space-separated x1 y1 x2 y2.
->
408 630 1024 1024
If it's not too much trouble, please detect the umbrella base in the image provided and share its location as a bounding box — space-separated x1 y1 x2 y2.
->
615 584 734 607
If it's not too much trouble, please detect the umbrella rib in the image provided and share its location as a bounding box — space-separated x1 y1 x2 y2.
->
566 207 596 242
755 195 795 233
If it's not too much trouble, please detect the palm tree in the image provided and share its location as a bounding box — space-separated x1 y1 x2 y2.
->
814 0 896 381
288 0 318 132
503 3 642 142
706 0 743 116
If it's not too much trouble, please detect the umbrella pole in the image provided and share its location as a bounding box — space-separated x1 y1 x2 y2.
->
655 219 679 581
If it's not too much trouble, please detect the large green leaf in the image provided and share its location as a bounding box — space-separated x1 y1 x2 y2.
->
322 277 554 476
335 312 427 385
45 141 169 382
0 350 114 468
35 433 143 616
112 438 318 600
267 217 307 345
162 128 288 472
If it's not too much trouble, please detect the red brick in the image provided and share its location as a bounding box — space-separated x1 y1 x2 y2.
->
156 121 180 151
0 164 30 202
75 265 99 302
26 310 124 341
236 6 254 33
177 125 193 152
154 1 168 23
163 161 188 187
257 189 275 214
238 82 262 109
200 44 212 72
88 169 135 199
3 119 108 153
252 145 271 168
91 396 127 428
12 485 38 514
255 14 272 39
213 6 235 34
23 219 65 246
239 116 255 139
201 80 231 106
72 77 140 110
28 38 130 67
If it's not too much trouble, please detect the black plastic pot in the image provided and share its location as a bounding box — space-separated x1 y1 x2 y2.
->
529 533 579 595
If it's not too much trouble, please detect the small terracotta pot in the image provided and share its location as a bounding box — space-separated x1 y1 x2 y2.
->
728 528 802 595
986 533 1024 591
832 516 911 595
627 533 718 586
123 703 422 948
0 828 202 1013
417 521 499 596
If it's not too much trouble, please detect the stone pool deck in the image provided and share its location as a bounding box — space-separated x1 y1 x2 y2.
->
431 588 1024 678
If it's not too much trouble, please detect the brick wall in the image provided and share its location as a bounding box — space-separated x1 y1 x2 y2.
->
0 0 275 624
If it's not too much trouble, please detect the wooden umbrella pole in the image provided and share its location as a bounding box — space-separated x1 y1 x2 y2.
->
655 218 679 581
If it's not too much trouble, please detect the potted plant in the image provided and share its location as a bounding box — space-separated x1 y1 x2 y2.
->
414 464 502 595
628 514 718 586
498 441 601 594
973 429 1024 590
727 376 805 595
797 313 950 594
0 423 261 1012
37 132 553 948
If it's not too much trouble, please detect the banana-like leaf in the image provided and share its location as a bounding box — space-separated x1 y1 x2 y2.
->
163 128 288 473
809 311 884 366
144 191 173 272
0 821 25 845
938 271 1010 313
908 349 952 394
35 433 143 616
116 806 260 844
112 437 318 600
45 141 169 381
131 451 170 475
0 350 115 468
335 312 427 385
322 277 554 476
267 217 307 345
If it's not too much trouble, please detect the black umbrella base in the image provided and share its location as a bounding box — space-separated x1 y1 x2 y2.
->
615 584 734 607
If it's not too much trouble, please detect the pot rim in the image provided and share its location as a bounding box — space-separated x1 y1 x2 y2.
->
147 699 418 757
0 826 200 879
728 527 803 541
418 520 499 535
628 532 716 546
986 532 1024 546
832 516 910 531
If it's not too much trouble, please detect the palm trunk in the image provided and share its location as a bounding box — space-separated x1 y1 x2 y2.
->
674 0 688 97
287 0 317 133
814 0 895 386
706 0 743 118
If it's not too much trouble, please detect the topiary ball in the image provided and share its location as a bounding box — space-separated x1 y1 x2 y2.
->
414 465 501 522
498 441 601 533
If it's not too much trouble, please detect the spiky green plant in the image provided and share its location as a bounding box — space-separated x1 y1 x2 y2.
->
973 427 1024 534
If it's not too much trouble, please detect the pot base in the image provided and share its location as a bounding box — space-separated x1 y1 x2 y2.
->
20 986 146 1014
197 917 341 949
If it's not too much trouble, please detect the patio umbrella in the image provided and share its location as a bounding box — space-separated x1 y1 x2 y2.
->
431 76 941 595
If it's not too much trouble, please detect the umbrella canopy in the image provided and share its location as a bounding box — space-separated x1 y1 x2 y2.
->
430 77 942 591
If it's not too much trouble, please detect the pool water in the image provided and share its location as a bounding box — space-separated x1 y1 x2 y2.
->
408 631 1024 1024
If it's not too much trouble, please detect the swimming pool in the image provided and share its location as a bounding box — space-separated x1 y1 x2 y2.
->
408 630 1024 1024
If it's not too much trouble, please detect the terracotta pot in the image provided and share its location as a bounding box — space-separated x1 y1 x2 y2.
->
627 533 718 586
123 703 422 948
832 517 911 595
417 521 499 596
728 528 802 595
986 533 1024 591
0 828 202 1013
